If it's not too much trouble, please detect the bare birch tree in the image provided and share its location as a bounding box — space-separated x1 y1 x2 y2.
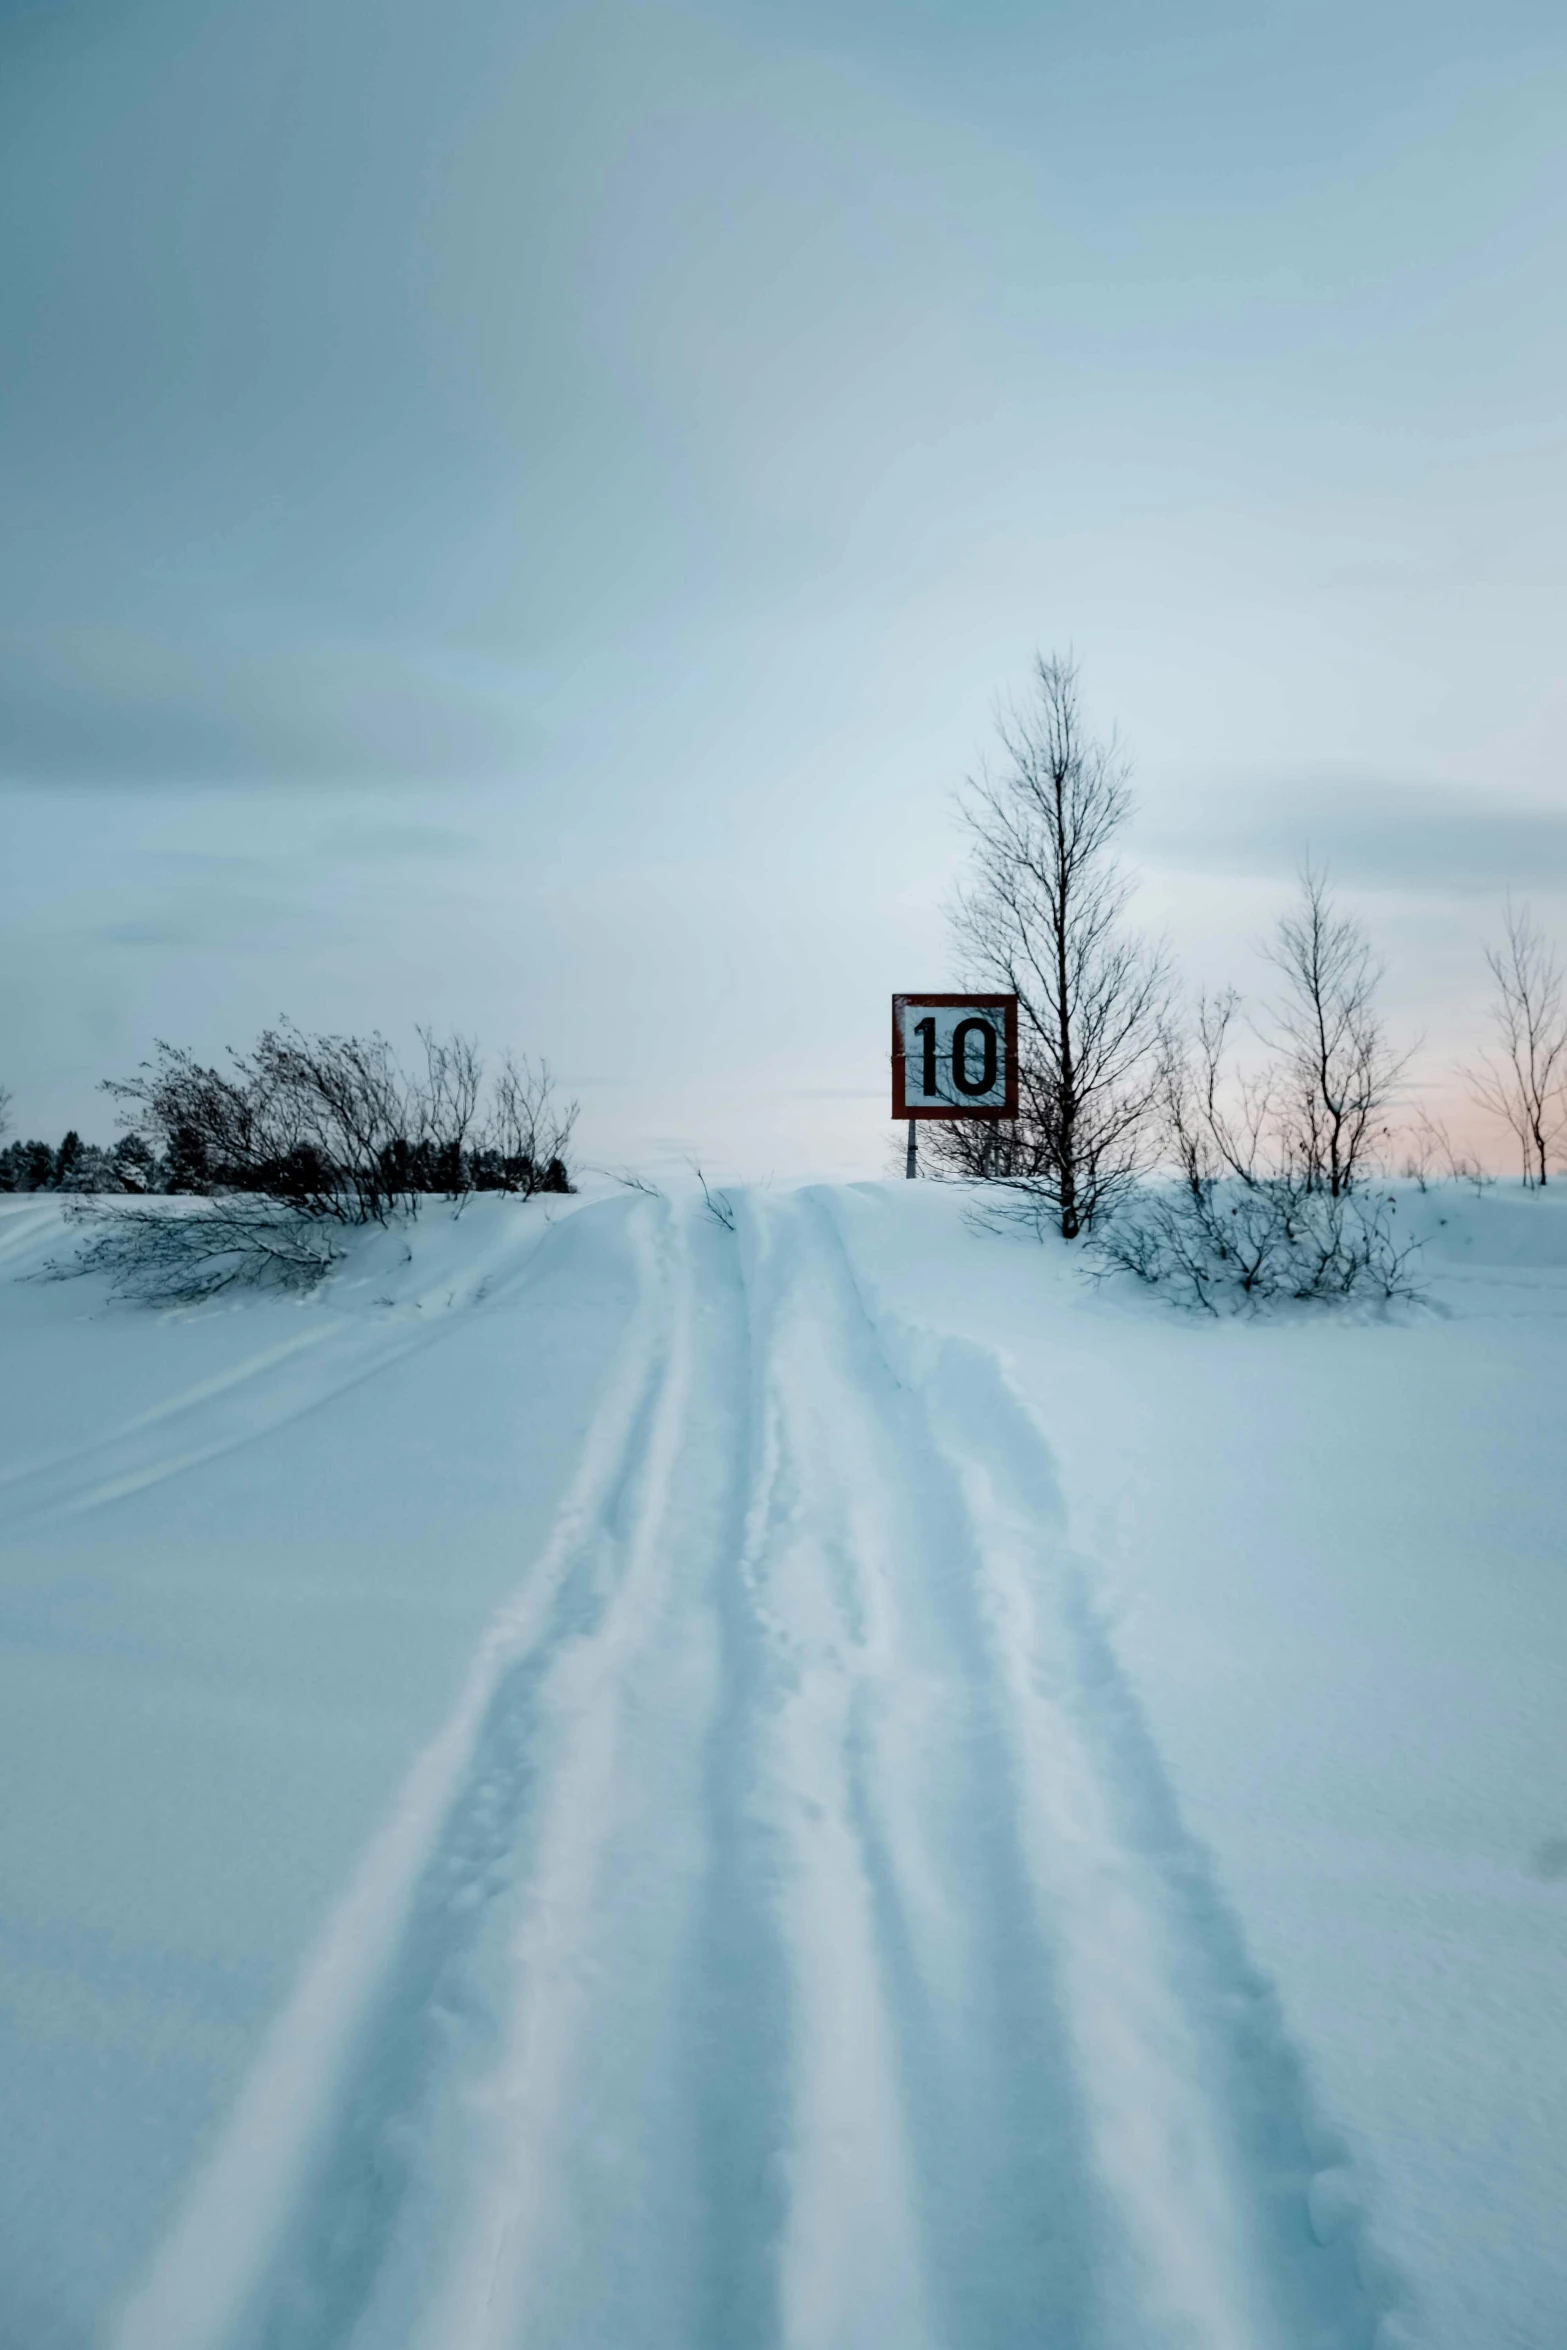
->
1265 866 1403 1195
941 653 1166 1236
1466 900 1567 1185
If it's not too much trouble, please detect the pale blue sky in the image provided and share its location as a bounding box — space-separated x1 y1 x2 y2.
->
3 0 1565 1171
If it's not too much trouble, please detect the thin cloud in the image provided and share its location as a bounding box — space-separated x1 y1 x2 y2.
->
0 627 544 788
1138 778 1567 898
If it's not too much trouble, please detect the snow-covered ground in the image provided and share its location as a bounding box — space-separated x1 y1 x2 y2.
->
1 1178 1564 2350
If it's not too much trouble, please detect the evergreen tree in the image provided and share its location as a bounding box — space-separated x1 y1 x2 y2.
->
109 1134 157 1192
160 1122 211 1194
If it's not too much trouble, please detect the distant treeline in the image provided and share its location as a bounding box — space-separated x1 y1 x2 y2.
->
0 1126 572 1198
0 1130 157 1193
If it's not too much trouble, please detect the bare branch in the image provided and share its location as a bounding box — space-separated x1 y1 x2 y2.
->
689 1161 737 1232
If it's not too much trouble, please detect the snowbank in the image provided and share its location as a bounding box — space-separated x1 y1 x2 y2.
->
0 1179 1562 2348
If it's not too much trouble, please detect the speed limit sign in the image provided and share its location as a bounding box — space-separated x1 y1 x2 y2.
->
891 995 1018 1119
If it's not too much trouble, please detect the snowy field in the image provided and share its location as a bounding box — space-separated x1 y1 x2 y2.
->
1 1178 1564 2350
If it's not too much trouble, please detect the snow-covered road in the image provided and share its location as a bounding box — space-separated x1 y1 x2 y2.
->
5 1179 1566 2347
100 1189 1376 2350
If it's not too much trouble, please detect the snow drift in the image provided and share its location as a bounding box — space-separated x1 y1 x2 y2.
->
1 1178 1564 2349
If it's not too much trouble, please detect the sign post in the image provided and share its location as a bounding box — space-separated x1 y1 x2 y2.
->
891 994 1019 1175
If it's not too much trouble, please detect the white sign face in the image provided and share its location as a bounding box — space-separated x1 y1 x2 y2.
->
894 996 1015 1115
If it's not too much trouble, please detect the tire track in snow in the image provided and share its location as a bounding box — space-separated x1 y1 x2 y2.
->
720 1192 947 2350
0 1324 342 1516
816 1182 1391 2348
746 1189 1106 2349
401 1202 707 2350
678 1206 794 2350
107 1195 681 2350
0 1199 73 1267
0 1201 568 1527
408 1204 785 2350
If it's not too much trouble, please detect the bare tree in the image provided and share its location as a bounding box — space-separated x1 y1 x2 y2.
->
1466 900 1567 1186
941 653 1167 1236
0 1085 11 1143
1264 866 1404 1196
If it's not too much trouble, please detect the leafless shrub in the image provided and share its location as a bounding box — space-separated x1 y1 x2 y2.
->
1091 975 1423 1312
1465 900 1567 1187
1095 1176 1422 1314
932 653 1168 1235
1398 1105 1489 1193
102 1023 576 1222
105 1024 423 1222
70 1023 575 1301
476 1054 577 1196
414 1030 484 1203
61 1197 342 1303
1399 1107 1449 1192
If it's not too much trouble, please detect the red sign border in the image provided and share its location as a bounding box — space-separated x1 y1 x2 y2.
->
892 994 1019 1120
